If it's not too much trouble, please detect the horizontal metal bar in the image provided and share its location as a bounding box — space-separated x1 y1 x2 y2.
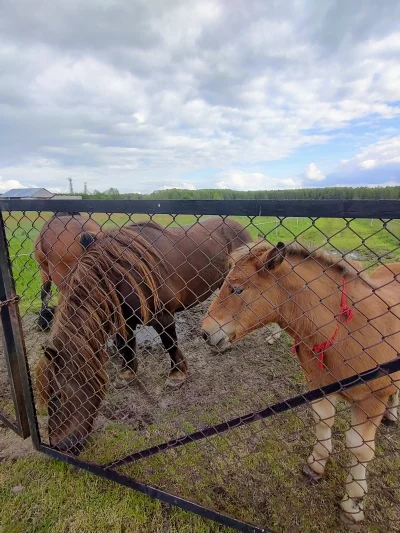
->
0 411 19 433
1 198 400 218
38 444 270 533
104 356 400 471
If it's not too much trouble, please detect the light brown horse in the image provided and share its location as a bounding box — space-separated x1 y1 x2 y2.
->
36 218 252 454
202 239 400 526
34 213 102 329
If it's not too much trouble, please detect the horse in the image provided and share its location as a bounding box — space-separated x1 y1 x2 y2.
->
201 238 400 526
33 213 102 330
36 217 252 454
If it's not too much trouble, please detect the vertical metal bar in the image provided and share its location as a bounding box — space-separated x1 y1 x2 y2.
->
0 211 39 443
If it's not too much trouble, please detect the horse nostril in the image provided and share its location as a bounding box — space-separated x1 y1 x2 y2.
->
201 330 210 342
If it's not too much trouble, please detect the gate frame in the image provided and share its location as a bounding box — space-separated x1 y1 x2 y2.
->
1 198 400 533
0 212 31 438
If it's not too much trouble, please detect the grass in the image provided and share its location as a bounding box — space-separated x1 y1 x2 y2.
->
0 454 228 533
4 211 400 313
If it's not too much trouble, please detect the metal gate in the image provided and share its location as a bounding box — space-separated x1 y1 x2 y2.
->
1 198 400 532
0 213 30 438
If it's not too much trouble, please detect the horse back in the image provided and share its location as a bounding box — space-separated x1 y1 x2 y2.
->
137 217 252 311
35 215 101 287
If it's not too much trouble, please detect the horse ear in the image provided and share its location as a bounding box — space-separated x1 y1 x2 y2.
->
80 232 97 249
264 242 286 270
257 234 266 241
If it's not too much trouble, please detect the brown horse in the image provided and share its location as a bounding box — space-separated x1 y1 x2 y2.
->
36 218 252 454
202 239 400 526
34 213 102 329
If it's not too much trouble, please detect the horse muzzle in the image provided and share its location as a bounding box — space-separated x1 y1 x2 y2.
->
201 327 231 350
52 433 87 456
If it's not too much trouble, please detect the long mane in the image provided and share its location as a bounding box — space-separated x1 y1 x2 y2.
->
46 226 163 387
230 240 359 278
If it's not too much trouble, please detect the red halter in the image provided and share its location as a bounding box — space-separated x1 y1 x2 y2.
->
291 278 354 369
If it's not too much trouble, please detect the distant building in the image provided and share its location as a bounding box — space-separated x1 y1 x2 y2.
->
1 189 82 200
1 188 53 199
52 194 82 200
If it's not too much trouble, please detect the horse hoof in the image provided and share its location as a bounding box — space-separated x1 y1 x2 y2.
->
165 373 187 390
113 376 135 389
302 464 322 482
339 511 363 531
382 417 397 428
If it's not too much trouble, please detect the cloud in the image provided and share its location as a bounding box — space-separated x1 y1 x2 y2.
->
325 135 400 186
305 163 325 182
217 170 301 191
360 159 376 169
0 178 27 192
161 182 197 190
0 1 400 192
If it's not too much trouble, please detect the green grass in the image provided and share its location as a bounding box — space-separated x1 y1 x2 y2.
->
0 453 228 533
4 212 400 313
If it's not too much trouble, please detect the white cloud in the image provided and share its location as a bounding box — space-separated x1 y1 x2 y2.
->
335 136 400 172
305 163 325 182
326 135 400 186
360 159 376 169
161 182 197 190
217 170 301 191
0 177 35 192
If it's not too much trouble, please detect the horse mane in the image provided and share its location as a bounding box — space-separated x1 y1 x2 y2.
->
44 226 163 391
128 220 162 230
230 240 357 277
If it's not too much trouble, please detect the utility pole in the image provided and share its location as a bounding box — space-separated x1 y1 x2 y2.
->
67 177 73 194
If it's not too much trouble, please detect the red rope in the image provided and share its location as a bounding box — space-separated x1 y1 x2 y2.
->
292 278 354 369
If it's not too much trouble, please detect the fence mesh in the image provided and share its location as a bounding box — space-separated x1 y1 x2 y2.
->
1 208 400 531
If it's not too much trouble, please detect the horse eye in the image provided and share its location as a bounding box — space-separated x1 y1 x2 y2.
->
232 286 244 295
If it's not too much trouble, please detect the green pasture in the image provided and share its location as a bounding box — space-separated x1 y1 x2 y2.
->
3 211 400 313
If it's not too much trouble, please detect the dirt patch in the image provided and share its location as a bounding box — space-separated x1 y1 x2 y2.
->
1 303 290 456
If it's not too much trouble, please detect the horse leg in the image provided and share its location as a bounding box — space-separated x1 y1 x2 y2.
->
340 395 385 526
38 278 55 331
303 395 337 481
152 314 188 389
382 389 399 427
113 324 138 389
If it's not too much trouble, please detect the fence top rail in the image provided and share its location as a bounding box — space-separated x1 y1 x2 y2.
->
0 198 399 218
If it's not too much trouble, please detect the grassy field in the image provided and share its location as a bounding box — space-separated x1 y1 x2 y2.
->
1 211 400 532
4 211 400 313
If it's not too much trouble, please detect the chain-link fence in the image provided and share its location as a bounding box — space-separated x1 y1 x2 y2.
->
0 199 399 532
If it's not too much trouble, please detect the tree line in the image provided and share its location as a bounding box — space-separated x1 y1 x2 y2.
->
80 185 400 201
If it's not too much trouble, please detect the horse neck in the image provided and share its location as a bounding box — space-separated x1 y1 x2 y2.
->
276 258 354 342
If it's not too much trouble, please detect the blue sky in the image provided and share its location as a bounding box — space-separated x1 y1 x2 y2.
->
0 0 399 194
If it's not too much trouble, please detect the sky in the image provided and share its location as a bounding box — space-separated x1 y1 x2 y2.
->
1 0 400 194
